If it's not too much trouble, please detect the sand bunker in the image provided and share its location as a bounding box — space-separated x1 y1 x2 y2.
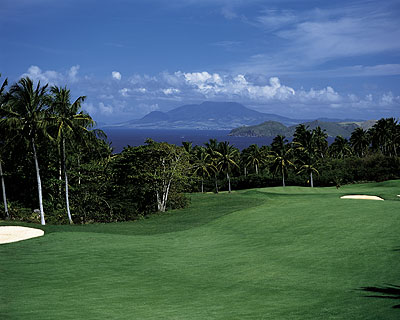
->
0 226 44 244
340 195 384 201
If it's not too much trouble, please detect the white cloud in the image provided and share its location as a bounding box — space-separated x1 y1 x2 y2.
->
112 71 122 80
68 65 80 82
119 88 131 97
21 65 61 84
298 86 341 103
162 88 181 95
380 92 400 106
21 65 83 85
99 102 113 114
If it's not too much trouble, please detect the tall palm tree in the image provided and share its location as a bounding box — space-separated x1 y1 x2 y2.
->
48 86 94 224
269 135 294 187
192 147 215 193
0 74 9 219
215 141 239 193
292 125 320 187
350 127 369 157
245 144 263 175
369 118 398 156
312 126 328 159
3 77 49 225
205 139 221 193
268 150 295 187
329 136 352 159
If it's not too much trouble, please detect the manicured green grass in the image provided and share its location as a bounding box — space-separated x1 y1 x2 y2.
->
1 180 400 319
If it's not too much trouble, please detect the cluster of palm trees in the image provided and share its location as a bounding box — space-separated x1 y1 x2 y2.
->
0 75 102 225
184 118 400 191
184 139 240 193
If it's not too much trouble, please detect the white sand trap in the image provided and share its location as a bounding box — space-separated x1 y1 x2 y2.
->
0 226 44 244
340 195 384 201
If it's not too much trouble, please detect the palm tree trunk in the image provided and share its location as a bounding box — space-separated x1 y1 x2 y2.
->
58 157 62 197
255 164 258 175
227 172 231 193
282 168 285 187
63 138 73 224
32 138 45 225
201 178 204 193
77 154 81 185
310 171 314 188
215 174 219 193
244 166 247 177
0 161 9 219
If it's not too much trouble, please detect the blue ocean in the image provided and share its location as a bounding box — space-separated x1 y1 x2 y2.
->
102 128 276 153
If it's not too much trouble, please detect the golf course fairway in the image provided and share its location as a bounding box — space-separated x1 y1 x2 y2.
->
1 180 399 319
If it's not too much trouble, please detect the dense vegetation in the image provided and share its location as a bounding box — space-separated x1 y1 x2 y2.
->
1 75 400 224
1 180 399 319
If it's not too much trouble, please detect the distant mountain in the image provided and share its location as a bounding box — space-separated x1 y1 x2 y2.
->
230 119 376 138
105 101 302 130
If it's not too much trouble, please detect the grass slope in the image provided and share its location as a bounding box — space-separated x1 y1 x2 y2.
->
1 181 400 319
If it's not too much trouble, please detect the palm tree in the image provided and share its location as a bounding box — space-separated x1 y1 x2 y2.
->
192 147 215 193
297 163 319 188
329 136 352 159
215 141 239 193
312 126 328 158
292 125 320 187
245 144 263 175
0 74 9 219
205 139 221 193
269 135 294 187
48 86 94 224
369 118 398 156
268 150 295 187
271 135 287 155
3 77 49 225
350 127 369 157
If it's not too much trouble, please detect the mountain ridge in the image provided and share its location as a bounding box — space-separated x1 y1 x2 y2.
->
102 101 367 131
104 101 303 129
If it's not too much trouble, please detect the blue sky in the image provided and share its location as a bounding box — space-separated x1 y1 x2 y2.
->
1 0 399 123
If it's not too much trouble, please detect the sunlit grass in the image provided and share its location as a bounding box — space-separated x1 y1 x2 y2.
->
1 180 399 319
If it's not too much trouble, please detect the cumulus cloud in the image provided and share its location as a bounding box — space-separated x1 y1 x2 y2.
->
99 102 113 114
68 65 80 82
298 86 341 103
112 71 122 80
21 65 82 85
21 65 61 84
162 88 181 95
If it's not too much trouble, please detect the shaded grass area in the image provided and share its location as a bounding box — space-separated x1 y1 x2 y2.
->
1 180 400 319
0 192 264 236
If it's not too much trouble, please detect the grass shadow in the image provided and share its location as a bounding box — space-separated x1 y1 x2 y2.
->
360 284 400 309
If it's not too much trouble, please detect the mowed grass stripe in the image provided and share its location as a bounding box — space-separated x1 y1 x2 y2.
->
1 180 399 319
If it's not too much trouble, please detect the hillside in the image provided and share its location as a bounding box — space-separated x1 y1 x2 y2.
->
230 119 376 137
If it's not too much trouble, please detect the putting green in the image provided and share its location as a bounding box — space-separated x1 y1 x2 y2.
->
1 180 399 319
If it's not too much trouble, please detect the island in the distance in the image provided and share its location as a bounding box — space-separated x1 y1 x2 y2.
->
229 119 376 137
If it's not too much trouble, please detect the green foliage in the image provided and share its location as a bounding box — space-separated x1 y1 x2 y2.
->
0 72 399 224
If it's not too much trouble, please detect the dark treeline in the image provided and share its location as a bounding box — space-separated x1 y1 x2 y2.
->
1 75 400 224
